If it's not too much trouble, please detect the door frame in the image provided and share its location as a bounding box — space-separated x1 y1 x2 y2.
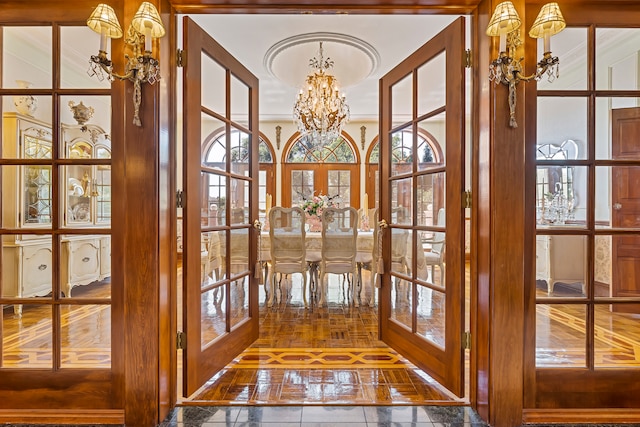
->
170 3 478 414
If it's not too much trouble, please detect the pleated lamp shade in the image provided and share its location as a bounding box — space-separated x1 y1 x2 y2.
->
131 2 166 39
529 2 566 39
86 3 123 39
486 1 522 36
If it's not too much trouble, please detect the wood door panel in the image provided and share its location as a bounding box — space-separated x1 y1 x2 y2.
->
379 17 466 397
535 369 640 408
612 108 640 313
182 17 259 397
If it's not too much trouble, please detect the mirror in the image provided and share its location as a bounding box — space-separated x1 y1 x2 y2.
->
536 139 578 225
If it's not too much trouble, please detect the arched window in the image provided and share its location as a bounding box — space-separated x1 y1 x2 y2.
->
203 129 276 223
365 129 442 225
282 133 360 208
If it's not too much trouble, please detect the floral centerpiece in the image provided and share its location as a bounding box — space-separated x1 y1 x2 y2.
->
299 193 339 232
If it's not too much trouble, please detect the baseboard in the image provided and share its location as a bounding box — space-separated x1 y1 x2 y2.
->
523 408 640 423
0 409 124 425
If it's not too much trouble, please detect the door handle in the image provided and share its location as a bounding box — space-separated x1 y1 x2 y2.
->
379 219 389 229
613 203 622 210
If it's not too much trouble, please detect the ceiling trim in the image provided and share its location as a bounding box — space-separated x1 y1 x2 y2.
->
170 2 480 15
263 32 380 83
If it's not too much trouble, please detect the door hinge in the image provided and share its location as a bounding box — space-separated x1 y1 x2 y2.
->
177 49 185 67
465 49 472 68
464 190 472 209
176 189 184 208
177 331 186 349
463 331 471 350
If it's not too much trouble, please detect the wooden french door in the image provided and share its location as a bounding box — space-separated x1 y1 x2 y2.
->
378 17 466 397
182 17 260 396
611 107 640 313
283 163 360 208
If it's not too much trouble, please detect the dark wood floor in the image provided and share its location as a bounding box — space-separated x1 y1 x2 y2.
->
184 274 462 404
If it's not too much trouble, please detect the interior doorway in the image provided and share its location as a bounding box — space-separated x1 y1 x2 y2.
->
178 11 464 404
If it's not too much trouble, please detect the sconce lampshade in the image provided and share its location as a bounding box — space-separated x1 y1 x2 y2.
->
529 2 566 39
131 2 166 38
486 1 522 36
86 3 123 39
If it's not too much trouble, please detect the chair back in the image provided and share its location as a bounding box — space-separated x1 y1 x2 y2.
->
432 208 445 255
321 207 358 272
229 229 249 274
391 228 410 275
370 208 380 271
206 231 222 271
269 207 306 273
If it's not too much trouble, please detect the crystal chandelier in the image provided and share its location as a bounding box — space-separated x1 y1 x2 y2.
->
293 42 350 143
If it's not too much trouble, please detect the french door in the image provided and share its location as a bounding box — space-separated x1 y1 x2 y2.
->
378 17 466 397
182 17 260 396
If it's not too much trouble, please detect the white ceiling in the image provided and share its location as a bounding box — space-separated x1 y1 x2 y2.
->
183 14 462 121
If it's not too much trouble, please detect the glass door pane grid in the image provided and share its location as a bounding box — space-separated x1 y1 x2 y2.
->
1 24 113 370
535 25 640 371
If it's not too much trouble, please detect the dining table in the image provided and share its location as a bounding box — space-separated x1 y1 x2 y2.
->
259 230 376 306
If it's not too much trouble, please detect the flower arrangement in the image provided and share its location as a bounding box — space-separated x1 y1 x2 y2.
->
299 193 340 231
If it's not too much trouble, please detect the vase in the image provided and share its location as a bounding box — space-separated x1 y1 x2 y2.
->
68 101 95 125
307 216 322 232
13 80 37 116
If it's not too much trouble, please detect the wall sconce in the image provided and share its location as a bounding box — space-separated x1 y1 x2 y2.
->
486 1 566 128
86 2 166 127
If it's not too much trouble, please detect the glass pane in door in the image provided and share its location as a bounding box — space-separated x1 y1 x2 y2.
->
202 172 227 227
2 304 53 368
2 27 52 89
391 128 413 177
391 74 412 128
417 52 446 116
416 286 445 349
60 304 111 368
202 54 226 115
231 74 249 127
391 177 413 225
536 304 587 367
327 170 350 206
291 170 314 206
201 286 227 347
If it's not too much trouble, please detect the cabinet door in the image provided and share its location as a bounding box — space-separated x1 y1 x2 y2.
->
62 238 100 297
22 243 53 297
65 163 93 225
62 125 111 227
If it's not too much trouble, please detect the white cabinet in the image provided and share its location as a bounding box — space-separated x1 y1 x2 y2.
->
2 113 111 309
2 113 55 311
536 234 587 295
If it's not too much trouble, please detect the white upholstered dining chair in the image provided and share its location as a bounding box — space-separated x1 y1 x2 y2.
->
318 207 359 306
356 207 379 306
423 207 445 284
268 206 308 307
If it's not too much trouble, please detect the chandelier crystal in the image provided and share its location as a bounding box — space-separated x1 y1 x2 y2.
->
293 42 350 143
